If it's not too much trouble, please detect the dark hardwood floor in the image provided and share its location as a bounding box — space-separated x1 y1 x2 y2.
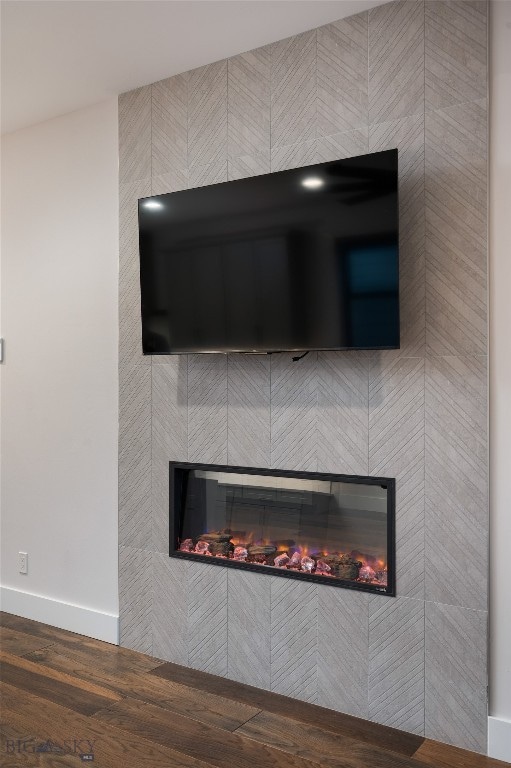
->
0 612 507 768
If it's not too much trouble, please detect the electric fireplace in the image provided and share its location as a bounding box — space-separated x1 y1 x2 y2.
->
170 463 395 595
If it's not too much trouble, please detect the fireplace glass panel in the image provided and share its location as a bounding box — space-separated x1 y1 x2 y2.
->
170 464 394 594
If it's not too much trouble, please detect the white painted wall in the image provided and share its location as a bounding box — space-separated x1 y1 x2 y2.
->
0 98 119 642
489 0 511 760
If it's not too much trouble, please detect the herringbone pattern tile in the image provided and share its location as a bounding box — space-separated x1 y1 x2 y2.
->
317 352 369 476
270 353 317 472
318 589 369 718
228 152 270 181
152 553 188 665
152 360 188 554
228 570 271 690
187 562 228 676
119 365 152 549
425 99 487 356
425 602 487 752
228 47 271 159
368 1 424 124
119 87 151 183
188 61 227 168
152 74 188 179
228 354 270 468
271 31 316 149
425 0 487 111
119 180 151 367
370 115 425 356
316 128 368 162
270 579 318 703
188 159 228 189
271 139 317 173
425 355 487 610
370 356 425 599
369 596 424 734
317 14 368 137
119 546 152 654
188 354 228 464
151 168 188 197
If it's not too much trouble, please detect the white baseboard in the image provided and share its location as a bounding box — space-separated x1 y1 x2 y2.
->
488 716 511 763
0 586 119 645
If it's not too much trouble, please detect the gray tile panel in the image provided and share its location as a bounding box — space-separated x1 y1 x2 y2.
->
119 364 152 549
228 354 270 468
271 126 370 180
271 139 317 173
119 86 151 183
316 128 368 162
368 1 425 124
187 561 228 676
317 13 368 137
270 578 318 703
228 152 270 181
188 354 228 465
425 0 487 112
369 595 425 735
228 46 271 159
425 99 487 356
152 360 188 554
188 159 228 189
270 352 317 472
119 546 152 654
271 31 316 149
151 168 188 197
152 553 188 665
317 352 369 476
425 601 488 753
425 355 488 610
227 569 271 690
152 74 188 179
369 356 425 600
318 588 369 718
188 61 228 168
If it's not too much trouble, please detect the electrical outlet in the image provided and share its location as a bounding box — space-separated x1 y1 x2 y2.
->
18 552 28 574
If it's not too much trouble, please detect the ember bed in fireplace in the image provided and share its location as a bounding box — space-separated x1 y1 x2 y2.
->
170 463 395 595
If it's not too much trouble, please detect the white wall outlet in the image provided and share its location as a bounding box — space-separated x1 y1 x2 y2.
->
18 551 28 574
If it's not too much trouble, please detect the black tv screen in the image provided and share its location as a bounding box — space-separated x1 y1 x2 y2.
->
138 149 399 355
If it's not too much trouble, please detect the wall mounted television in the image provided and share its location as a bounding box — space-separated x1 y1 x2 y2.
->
138 148 399 355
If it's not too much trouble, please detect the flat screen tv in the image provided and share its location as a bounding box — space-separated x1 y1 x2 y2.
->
138 148 399 355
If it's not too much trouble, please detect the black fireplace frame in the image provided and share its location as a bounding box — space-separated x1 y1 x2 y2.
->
169 461 396 596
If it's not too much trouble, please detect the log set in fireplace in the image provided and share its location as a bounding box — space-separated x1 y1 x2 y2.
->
170 463 395 595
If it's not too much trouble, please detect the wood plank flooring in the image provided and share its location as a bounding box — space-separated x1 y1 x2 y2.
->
0 612 507 768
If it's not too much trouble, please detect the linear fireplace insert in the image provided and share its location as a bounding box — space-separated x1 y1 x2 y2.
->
170 463 395 595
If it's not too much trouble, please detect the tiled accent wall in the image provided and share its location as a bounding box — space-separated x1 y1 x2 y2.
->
118 0 489 752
